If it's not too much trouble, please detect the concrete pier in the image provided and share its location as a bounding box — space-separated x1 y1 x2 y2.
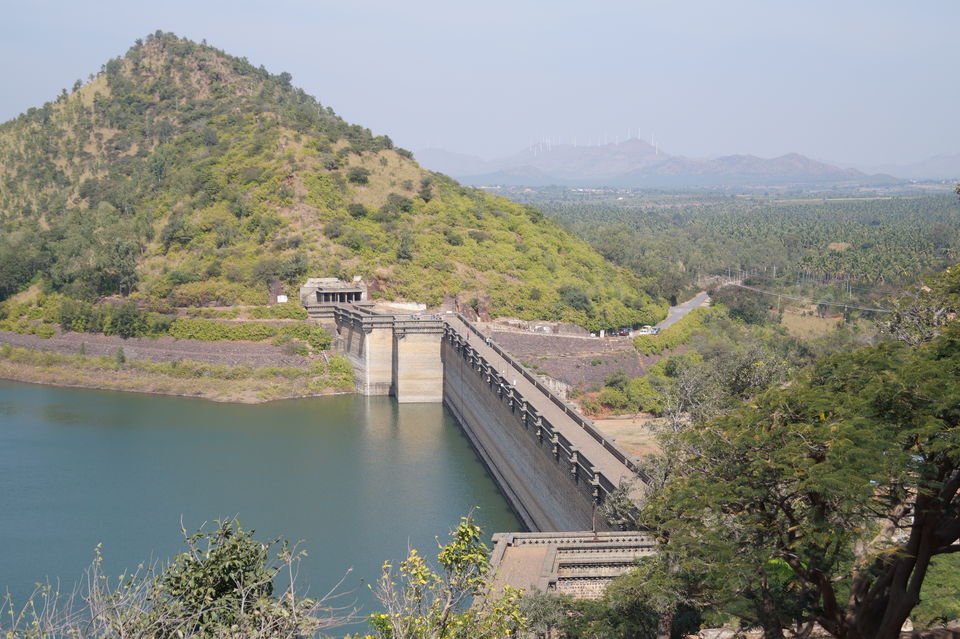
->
330 305 445 403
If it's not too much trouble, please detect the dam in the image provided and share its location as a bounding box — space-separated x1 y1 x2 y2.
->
301 279 640 534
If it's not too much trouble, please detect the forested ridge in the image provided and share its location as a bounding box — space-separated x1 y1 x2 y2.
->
0 31 661 332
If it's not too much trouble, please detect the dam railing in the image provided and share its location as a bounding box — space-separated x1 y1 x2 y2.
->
332 304 445 334
447 314 645 490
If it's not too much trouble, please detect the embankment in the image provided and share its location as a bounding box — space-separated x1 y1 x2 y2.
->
0 332 353 403
0 329 309 367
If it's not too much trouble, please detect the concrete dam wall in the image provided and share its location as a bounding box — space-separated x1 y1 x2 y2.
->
441 317 637 532
327 305 637 532
442 338 597 531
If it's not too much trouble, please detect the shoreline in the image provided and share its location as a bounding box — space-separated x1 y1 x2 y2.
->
0 345 356 404
0 369 356 404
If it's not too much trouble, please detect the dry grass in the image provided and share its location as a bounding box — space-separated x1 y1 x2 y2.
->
780 311 843 339
348 150 422 209
591 415 663 458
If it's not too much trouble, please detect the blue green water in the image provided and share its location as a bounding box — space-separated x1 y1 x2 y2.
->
0 380 520 612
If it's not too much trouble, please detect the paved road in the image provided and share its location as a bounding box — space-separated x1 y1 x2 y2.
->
445 315 635 487
653 291 710 331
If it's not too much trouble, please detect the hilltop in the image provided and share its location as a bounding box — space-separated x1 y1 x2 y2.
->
418 139 898 188
0 32 662 332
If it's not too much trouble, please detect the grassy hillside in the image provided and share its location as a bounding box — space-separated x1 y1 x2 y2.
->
0 31 663 332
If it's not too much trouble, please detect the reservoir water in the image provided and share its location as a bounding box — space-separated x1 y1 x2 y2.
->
0 380 520 612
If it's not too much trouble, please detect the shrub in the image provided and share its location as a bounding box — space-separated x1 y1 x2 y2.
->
347 167 370 185
282 339 309 356
170 281 253 307
168 270 199 285
468 230 490 243
581 396 602 416
625 376 662 414
339 230 370 252
347 203 368 218
598 386 629 411
168 318 277 342
252 258 283 284
605 369 630 390
324 217 348 239
250 304 308 320
59 298 98 332
165 318 330 349
149 314 174 334
277 323 331 350
711 286 771 325
105 301 149 338
382 193 413 214
34 324 56 339
396 232 414 261
443 228 464 246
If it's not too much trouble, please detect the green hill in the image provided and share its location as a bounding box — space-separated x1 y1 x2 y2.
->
0 31 663 332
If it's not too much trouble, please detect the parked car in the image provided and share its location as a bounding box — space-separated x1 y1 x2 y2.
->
636 325 654 335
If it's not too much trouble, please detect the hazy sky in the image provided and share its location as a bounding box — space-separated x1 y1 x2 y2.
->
1 0 956 165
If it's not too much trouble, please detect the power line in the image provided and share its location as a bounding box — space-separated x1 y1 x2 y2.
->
726 282 893 313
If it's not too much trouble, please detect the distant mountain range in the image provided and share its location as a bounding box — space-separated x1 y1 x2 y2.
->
416 140 919 188
854 154 960 181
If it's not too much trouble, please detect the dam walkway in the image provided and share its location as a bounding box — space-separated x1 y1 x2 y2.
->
444 314 639 498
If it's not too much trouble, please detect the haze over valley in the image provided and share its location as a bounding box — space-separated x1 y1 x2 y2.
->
416 139 931 189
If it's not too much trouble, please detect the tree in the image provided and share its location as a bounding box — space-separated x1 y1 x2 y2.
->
711 285 770 325
107 301 147 338
558 285 592 313
252 258 283 283
396 231 415 261
516 569 700 639
879 267 960 346
99 236 140 295
641 329 960 639
362 515 524 639
519 590 572 639
419 178 434 202
1 519 352 638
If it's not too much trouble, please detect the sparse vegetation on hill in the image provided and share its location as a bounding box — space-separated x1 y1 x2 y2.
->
0 293 331 352
0 31 661 332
